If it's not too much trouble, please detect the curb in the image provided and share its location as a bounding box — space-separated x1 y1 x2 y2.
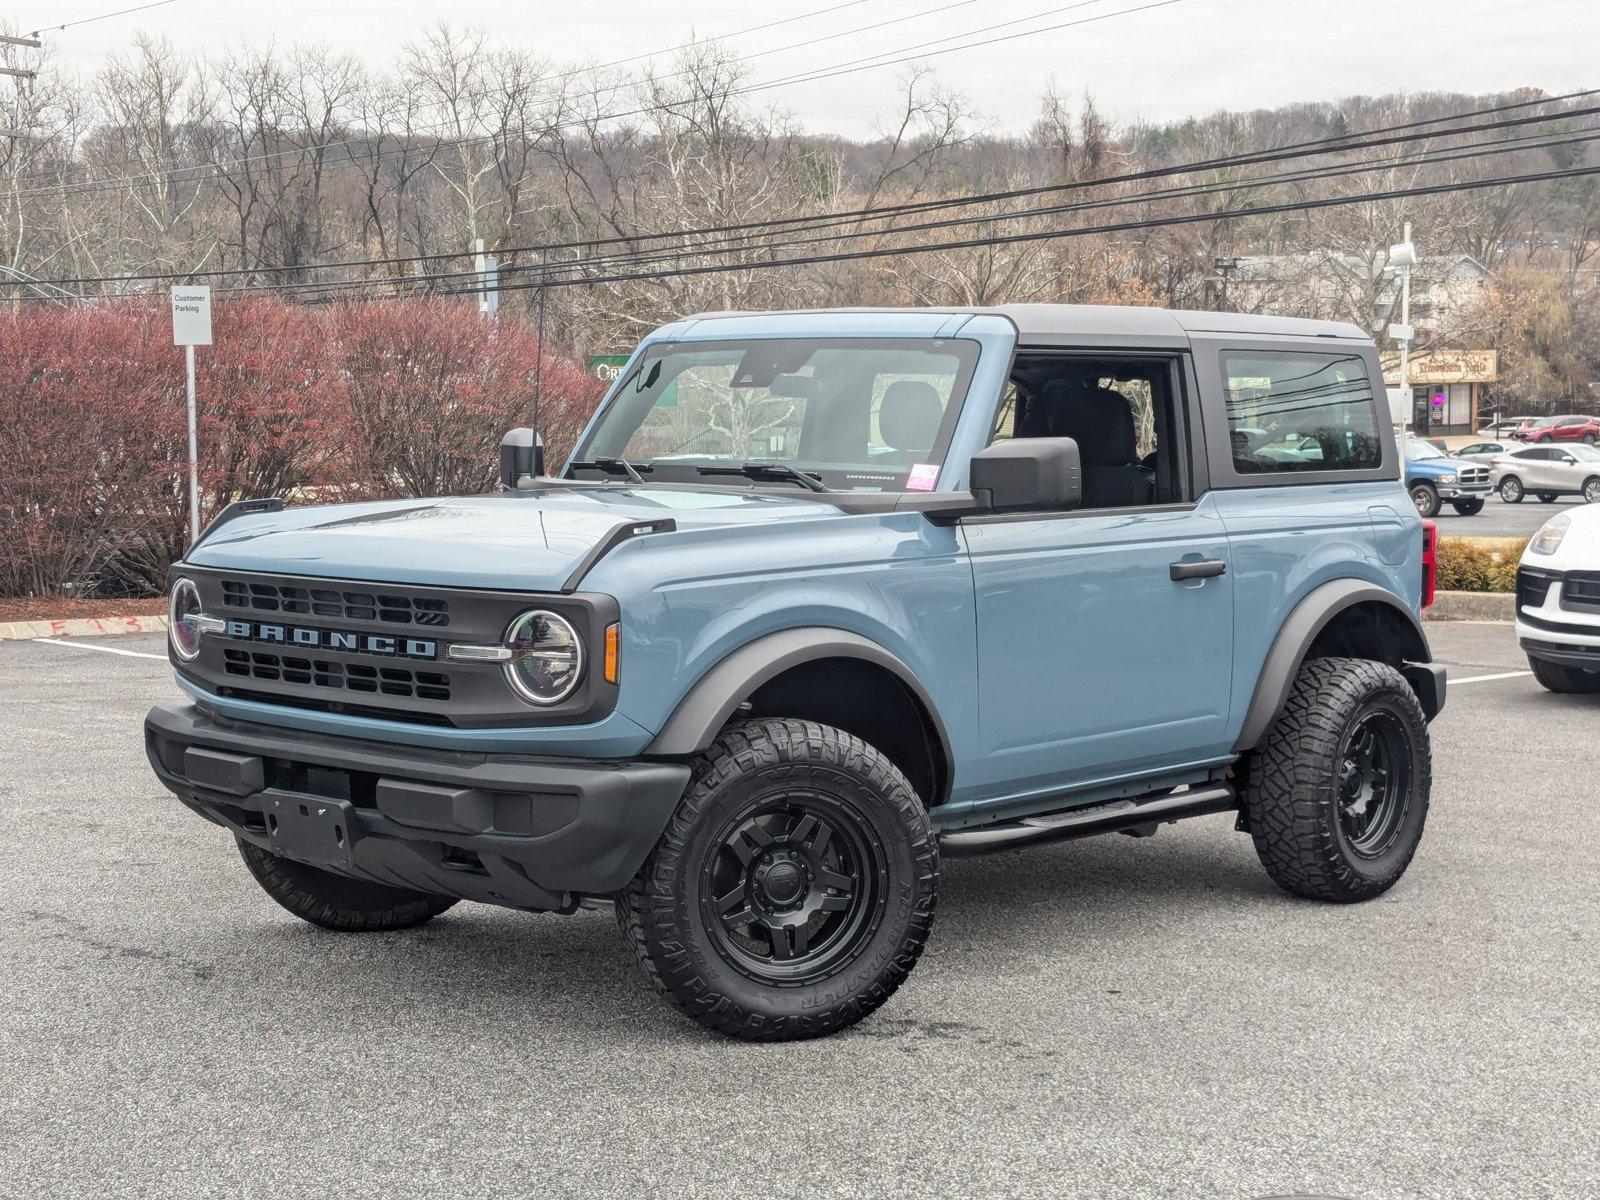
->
1424 590 1514 622
0 614 167 640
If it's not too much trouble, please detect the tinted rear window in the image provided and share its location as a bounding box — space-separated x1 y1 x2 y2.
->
1222 352 1382 474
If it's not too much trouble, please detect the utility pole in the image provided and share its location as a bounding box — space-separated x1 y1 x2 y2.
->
1388 223 1418 432
1213 256 1242 312
0 34 39 141
473 238 499 316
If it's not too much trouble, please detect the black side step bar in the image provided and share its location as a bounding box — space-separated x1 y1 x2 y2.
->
938 783 1238 858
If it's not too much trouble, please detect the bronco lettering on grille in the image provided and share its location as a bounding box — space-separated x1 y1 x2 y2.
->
221 619 437 660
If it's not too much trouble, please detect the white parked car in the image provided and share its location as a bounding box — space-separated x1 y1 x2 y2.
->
1517 506 1600 693
1453 440 1506 465
1490 443 1600 505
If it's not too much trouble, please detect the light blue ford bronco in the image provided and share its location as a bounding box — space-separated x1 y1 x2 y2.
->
147 304 1445 1040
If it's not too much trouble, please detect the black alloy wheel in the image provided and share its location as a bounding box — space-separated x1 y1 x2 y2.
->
619 718 937 1041
701 795 885 983
1334 711 1412 860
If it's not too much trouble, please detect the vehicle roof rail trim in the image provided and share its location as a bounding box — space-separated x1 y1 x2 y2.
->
560 518 678 594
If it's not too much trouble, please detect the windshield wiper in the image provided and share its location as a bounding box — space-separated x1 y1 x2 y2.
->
569 458 653 485
697 461 829 492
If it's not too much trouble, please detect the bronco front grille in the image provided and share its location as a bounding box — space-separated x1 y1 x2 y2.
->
222 649 452 702
219 579 450 627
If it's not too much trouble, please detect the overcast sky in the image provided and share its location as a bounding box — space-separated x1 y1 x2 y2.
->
21 0 1599 138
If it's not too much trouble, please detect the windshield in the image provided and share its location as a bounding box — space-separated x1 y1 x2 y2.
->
570 338 980 491
1565 444 1600 462
1405 440 1445 460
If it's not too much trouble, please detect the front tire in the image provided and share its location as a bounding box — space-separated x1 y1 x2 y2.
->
1450 498 1484 516
1539 492 1558 504
1409 482 1441 518
619 719 937 1041
1499 476 1525 503
237 839 457 931
1242 658 1431 903
1584 477 1600 504
1528 656 1600 694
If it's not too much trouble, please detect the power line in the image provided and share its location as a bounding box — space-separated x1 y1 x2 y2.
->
33 89 1600 290
25 127 1596 305
218 124 1600 301
9 0 1176 203
429 161 1600 296
27 0 181 37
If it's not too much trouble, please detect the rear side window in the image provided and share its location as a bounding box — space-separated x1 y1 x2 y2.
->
1222 352 1382 474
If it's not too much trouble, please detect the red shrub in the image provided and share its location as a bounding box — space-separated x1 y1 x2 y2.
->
0 303 181 597
326 300 600 499
0 296 604 597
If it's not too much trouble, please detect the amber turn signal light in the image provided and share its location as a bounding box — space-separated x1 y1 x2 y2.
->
603 622 620 684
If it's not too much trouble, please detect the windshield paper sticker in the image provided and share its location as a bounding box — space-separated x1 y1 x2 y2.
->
906 463 939 491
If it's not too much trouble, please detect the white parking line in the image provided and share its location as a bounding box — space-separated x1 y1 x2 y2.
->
1450 670 1533 685
30 637 167 661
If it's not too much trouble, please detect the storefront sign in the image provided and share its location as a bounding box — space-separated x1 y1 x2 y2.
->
1382 349 1498 384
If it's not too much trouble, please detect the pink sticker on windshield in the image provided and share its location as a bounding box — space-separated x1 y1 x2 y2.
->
906 463 939 491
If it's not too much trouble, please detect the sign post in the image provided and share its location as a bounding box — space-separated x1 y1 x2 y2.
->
171 287 213 547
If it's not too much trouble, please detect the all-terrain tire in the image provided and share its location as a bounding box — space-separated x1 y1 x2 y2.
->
618 718 937 1041
1241 657 1431 903
237 839 457 931
1528 656 1600 694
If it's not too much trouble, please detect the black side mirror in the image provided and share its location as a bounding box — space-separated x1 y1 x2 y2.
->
499 428 545 490
969 437 1082 513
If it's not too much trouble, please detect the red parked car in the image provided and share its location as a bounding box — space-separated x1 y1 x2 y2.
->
1511 414 1600 444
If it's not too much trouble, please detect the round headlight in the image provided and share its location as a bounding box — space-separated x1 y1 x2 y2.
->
168 577 204 661
503 610 583 705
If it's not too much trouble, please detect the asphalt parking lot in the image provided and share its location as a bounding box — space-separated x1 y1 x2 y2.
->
1429 492 1586 539
3 624 1596 1200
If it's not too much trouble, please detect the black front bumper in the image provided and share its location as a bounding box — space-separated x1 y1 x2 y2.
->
145 702 690 911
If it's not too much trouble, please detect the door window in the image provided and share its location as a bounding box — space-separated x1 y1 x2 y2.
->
1222 352 1382 473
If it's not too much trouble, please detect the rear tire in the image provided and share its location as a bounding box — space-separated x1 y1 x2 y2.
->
1528 656 1600 694
1450 499 1484 516
1409 483 1441 518
1241 658 1431 903
237 839 457 931
1499 476 1524 503
619 718 937 1041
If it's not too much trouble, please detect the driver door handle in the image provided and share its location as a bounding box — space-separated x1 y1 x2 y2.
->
1170 559 1227 582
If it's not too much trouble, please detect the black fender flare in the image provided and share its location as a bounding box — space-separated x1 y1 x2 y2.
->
1233 580 1439 753
645 628 954 781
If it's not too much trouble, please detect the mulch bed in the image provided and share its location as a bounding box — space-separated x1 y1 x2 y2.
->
0 596 163 623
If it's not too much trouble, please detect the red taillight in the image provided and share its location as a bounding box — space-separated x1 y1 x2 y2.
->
1421 519 1438 609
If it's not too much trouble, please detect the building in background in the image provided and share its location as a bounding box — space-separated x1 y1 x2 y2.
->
1380 349 1500 436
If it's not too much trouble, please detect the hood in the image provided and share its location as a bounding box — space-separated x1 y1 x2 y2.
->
1409 454 1476 476
186 486 840 591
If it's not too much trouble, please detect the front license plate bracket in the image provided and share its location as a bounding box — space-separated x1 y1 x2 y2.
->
264 793 356 870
